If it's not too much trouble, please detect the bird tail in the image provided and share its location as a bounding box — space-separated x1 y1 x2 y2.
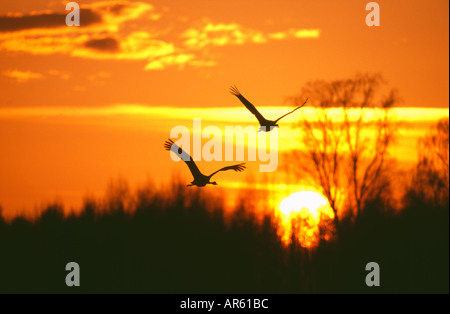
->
164 139 175 151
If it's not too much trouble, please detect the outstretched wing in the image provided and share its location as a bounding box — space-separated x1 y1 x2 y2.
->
230 85 267 125
274 98 308 123
209 163 246 179
164 139 203 180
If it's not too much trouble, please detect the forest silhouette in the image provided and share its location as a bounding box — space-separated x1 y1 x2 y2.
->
0 171 447 293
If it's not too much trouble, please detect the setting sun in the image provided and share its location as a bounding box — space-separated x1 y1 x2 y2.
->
280 191 330 218
277 190 335 247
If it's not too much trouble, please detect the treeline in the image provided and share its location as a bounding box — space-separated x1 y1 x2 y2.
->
0 181 447 293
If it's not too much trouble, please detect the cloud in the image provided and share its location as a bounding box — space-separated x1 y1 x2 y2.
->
47 69 70 80
0 2 176 64
0 10 102 32
84 37 120 52
2 69 44 82
2 69 70 82
267 32 287 40
145 53 198 70
182 21 320 50
182 22 261 49
0 2 320 71
0 1 155 33
291 29 320 38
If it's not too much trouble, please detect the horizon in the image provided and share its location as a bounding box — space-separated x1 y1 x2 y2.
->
0 104 448 218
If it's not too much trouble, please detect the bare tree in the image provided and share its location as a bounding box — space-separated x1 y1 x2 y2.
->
412 118 449 207
286 73 398 233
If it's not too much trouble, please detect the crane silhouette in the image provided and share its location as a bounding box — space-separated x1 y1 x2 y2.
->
230 85 308 132
164 139 246 187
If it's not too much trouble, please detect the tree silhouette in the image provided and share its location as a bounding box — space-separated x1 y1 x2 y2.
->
411 118 449 207
286 73 398 233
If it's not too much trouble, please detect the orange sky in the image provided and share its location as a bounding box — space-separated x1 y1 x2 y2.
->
0 0 448 218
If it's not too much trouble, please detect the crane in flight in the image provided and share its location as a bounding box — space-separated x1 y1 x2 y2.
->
164 139 246 187
230 85 308 132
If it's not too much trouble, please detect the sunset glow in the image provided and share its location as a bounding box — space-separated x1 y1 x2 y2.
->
0 0 448 294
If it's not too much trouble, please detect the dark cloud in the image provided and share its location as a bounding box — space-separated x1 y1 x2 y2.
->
84 37 120 52
0 9 102 32
106 4 128 14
